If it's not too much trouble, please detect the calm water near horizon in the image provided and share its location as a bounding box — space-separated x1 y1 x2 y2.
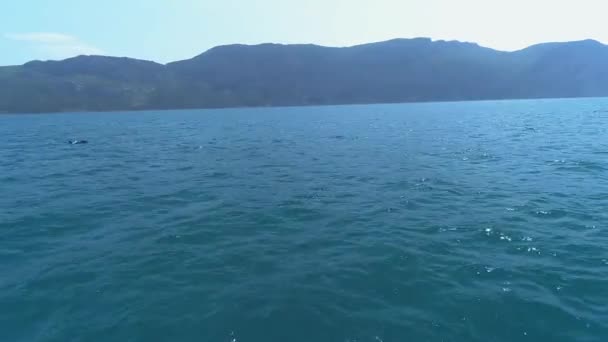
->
1 98 608 341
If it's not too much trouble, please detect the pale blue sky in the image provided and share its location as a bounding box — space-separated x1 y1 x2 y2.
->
1 0 607 65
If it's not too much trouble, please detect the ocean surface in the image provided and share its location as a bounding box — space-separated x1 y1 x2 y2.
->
1 98 608 342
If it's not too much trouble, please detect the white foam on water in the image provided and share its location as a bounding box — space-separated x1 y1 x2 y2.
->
499 233 512 242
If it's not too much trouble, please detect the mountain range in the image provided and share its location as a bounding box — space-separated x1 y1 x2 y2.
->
2 38 608 113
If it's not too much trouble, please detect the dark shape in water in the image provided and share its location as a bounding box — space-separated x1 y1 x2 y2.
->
68 140 88 145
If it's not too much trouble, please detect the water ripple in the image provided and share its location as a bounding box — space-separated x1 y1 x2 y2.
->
2 99 608 341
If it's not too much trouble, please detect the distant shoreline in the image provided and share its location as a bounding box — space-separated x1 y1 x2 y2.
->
2 95 607 116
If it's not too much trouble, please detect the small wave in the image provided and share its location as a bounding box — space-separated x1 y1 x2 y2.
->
554 160 607 172
529 209 569 220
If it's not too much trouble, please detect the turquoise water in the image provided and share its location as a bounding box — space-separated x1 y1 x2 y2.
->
1 99 608 342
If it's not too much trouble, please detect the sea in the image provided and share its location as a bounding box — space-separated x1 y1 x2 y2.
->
1 98 607 342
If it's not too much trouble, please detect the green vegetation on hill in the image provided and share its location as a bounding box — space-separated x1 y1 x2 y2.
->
2 38 608 113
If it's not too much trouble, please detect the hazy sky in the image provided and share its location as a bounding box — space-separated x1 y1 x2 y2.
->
1 0 607 65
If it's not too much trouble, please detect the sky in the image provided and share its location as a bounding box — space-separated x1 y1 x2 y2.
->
1 0 607 65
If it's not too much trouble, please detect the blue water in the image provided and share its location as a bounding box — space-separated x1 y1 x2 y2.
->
2 99 608 342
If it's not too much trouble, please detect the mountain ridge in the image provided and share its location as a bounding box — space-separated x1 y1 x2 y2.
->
5 38 606 67
2 38 608 113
